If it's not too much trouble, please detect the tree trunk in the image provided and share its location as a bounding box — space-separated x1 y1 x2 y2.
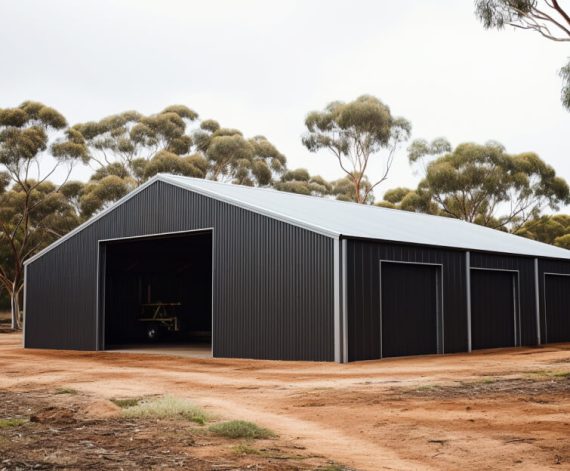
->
10 288 21 330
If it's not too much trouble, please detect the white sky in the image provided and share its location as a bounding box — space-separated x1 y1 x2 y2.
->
1 0 569 200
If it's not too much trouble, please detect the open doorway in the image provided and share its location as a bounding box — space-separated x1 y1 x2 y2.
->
100 230 213 356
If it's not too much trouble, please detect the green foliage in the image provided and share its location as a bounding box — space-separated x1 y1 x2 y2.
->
194 124 286 186
68 105 198 184
142 151 208 180
0 418 26 428
302 95 411 203
111 397 142 408
79 175 131 217
208 420 275 439
0 102 86 328
122 395 209 425
518 214 570 247
560 60 570 110
475 1 534 30
274 168 332 196
69 108 288 215
384 138 570 232
54 387 79 395
232 442 262 455
330 174 374 203
475 1 570 110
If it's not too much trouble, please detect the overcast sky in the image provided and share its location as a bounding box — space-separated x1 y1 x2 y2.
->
1 0 569 199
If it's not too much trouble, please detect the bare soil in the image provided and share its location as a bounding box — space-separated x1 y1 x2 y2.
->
2 333 570 470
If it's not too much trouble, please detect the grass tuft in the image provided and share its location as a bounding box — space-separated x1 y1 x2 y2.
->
232 442 262 455
209 420 275 439
0 418 27 428
111 398 141 408
54 387 78 395
527 370 570 379
122 395 209 425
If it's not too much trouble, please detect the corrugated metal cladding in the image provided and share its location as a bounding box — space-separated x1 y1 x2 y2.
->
470 269 517 350
470 252 536 346
25 181 335 361
345 239 467 361
345 239 570 362
537 259 570 343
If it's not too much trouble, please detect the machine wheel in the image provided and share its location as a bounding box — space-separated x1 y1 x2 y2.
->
146 326 161 341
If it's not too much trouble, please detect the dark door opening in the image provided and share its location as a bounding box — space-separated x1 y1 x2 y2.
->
544 274 570 343
471 269 516 350
101 231 213 351
380 262 441 358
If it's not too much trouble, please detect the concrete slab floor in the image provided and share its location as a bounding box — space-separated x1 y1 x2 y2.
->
110 344 213 359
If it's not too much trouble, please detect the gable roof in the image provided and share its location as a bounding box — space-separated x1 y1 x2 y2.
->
25 173 570 265
162 174 570 259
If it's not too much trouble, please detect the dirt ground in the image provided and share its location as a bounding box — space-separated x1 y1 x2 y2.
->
2 334 570 470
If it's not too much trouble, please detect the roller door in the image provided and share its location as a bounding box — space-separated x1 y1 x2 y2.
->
380 262 440 357
544 274 570 343
471 269 517 350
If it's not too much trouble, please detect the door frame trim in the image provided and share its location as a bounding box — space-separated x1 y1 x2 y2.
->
379 260 444 358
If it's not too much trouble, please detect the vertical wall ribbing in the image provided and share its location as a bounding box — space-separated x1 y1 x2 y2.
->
25 181 335 361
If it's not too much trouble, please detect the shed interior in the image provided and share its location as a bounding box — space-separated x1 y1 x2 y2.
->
102 231 212 351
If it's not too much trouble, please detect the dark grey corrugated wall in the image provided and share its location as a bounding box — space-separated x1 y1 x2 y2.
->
345 239 557 361
25 181 335 361
345 239 467 361
470 252 536 346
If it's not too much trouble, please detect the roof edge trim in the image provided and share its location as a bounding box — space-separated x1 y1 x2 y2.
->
24 175 163 266
160 175 339 239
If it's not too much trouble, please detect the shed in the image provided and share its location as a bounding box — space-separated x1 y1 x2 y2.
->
23 174 570 362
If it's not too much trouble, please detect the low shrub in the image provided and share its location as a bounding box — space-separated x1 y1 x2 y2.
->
209 420 275 439
111 398 141 408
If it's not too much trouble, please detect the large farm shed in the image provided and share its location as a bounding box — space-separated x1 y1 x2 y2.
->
24 174 570 362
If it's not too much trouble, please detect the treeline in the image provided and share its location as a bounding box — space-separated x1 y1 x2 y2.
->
1 97 570 328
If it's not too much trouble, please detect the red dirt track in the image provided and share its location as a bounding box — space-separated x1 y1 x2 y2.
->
2 333 570 470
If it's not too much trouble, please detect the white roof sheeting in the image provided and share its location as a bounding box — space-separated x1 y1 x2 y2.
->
162 174 570 260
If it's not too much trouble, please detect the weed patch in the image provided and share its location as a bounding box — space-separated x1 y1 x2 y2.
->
111 398 141 408
54 388 78 395
0 418 26 428
209 420 275 439
232 442 262 455
122 395 209 425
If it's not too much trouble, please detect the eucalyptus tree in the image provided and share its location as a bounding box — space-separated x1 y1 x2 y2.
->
302 95 411 204
68 105 200 216
70 104 198 181
475 0 570 109
517 214 570 246
384 138 570 232
273 168 332 196
193 119 286 186
0 102 86 328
